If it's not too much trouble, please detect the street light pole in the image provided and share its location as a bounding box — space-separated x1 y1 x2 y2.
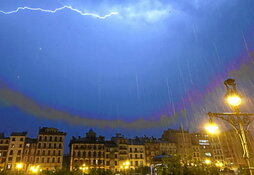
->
208 79 254 175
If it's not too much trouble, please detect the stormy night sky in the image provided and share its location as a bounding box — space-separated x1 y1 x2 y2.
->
0 0 254 148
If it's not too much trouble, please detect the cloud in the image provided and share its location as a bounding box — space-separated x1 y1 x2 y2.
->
115 0 172 23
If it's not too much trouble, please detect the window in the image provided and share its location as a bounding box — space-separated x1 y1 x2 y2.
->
115 161 117 165
58 150 61 156
49 143 51 148
140 154 143 159
39 136 42 141
47 158 50 163
59 144 62 149
19 144 22 148
48 150 51 156
44 143 46 148
18 150 21 155
8 157 12 161
20 138 23 141
11 138 16 141
37 150 40 155
205 152 212 157
42 158 44 163
130 148 132 152
9 150 13 155
44 136 47 141
11 144 14 148
60 137 62 142
55 137 57 141
58 157 60 163
38 143 41 148
36 158 39 163
52 158 55 163
49 136 52 142
54 143 56 149
135 161 138 166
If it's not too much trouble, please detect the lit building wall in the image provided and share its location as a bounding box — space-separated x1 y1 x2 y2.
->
34 127 66 171
6 132 27 171
0 134 9 171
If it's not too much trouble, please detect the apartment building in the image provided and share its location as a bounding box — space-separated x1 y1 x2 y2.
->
0 133 9 171
104 141 118 172
69 129 105 171
111 133 129 170
34 127 66 171
5 132 27 170
128 138 146 169
159 141 177 156
162 129 192 160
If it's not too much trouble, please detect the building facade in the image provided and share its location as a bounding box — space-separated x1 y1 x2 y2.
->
0 133 9 171
128 139 146 169
69 129 106 171
6 132 27 171
0 127 66 172
34 127 66 171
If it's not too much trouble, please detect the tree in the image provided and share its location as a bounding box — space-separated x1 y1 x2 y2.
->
156 156 220 175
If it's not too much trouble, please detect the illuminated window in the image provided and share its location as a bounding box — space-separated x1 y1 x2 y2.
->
199 140 209 145
205 152 212 157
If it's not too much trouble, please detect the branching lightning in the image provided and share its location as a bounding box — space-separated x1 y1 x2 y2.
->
0 5 119 19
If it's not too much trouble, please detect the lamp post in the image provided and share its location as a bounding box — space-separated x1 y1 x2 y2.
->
16 162 24 174
79 164 89 174
207 78 254 175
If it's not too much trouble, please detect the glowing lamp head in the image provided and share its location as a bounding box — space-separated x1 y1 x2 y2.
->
227 95 241 107
215 161 223 167
16 163 23 169
204 159 211 165
30 165 40 173
205 123 219 134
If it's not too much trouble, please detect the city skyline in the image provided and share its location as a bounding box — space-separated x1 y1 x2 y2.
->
0 0 254 148
0 126 252 173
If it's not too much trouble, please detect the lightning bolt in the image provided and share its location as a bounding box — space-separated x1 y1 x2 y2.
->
0 5 119 19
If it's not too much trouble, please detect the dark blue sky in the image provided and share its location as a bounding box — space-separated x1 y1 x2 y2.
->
0 0 254 147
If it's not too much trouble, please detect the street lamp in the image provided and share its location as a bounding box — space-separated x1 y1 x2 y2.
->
29 165 41 174
120 161 130 175
79 164 89 174
207 78 254 175
16 163 24 170
204 159 211 165
205 122 219 135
